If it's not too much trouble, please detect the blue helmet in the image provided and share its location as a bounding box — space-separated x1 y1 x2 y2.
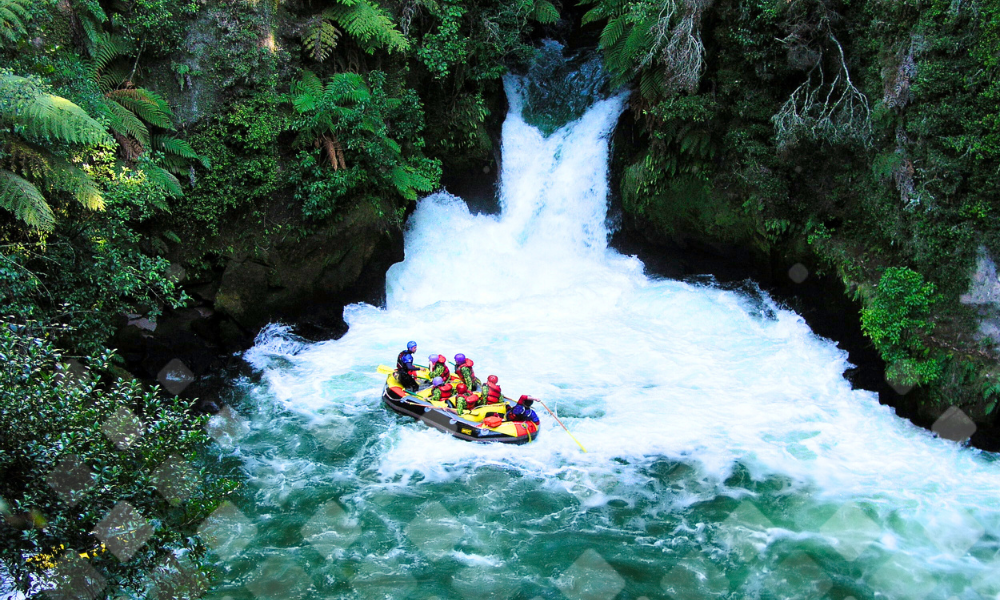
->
406 341 417 351
432 377 444 386
454 353 466 365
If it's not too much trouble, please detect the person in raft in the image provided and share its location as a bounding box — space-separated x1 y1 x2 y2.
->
454 353 479 391
428 376 454 404
508 395 540 425
428 354 450 382
454 382 478 415
396 341 419 392
481 375 503 405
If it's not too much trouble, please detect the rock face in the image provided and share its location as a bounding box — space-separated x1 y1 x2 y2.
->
959 247 1000 351
112 202 403 408
213 204 401 331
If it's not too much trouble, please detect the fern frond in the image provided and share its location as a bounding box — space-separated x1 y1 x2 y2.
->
321 1 409 54
325 72 370 103
0 0 30 45
303 18 341 62
45 155 104 210
100 99 150 146
152 135 209 168
623 16 654 67
0 169 54 231
291 70 325 112
0 75 112 146
531 0 560 24
89 32 133 80
106 88 173 129
141 164 182 199
638 65 666 101
390 165 433 201
599 15 626 50
581 5 608 25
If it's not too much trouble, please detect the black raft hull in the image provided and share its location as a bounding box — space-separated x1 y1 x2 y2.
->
381 385 538 445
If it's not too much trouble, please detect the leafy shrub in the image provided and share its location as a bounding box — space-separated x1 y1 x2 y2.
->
861 266 943 385
0 322 237 597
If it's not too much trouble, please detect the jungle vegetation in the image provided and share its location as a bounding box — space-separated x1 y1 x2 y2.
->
1 0 998 595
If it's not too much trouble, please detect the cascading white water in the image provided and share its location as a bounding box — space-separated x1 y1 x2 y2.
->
229 50 1000 599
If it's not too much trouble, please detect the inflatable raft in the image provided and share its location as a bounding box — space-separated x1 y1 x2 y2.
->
382 369 540 444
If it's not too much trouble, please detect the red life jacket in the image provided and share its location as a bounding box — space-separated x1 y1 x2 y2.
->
458 392 478 408
438 364 451 381
483 382 502 403
458 359 475 383
436 383 453 399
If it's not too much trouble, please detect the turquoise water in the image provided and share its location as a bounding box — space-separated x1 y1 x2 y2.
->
203 49 1000 600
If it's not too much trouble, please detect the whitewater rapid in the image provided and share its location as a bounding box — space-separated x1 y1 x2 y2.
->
230 62 1000 599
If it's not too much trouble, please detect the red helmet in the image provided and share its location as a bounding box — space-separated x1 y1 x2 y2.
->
487 375 498 384
518 395 535 406
457 383 468 393
437 354 446 364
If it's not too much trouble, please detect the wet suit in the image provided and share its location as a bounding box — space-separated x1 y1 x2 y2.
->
396 349 419 392
508 403 540 424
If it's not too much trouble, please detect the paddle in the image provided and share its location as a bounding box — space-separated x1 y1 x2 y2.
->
377 364 432 381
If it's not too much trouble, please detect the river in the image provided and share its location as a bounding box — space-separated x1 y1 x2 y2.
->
204 45 1000 600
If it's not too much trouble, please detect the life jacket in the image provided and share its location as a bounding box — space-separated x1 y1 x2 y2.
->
483 381 502 403
457 359 475 384
435 383 453 399
432 363 451 381
397 350 414 372
457 392 478 408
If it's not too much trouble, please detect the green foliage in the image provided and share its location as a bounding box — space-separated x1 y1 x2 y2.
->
108 0 199 57
0 322 236 597
0 0 30 46
861 267 942 385
302 17 341 62
289 70 440 221
0 151 189 353
181 93 288 232
0 72 112 231
316 0 409 55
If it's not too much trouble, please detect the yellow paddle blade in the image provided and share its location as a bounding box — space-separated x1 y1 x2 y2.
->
377 365 395 375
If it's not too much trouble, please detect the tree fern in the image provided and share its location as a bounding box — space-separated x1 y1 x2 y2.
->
0 0 29 46
152 135 210 169
531 0 560 24
0 169 54 231
106 88 173 130
321 1 409 55
141 164 182 200
302 18 341 62
100 99 150 146
0 75 112 146
45 155 104 210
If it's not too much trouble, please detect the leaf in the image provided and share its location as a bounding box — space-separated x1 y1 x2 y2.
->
321 0 410 54
0 75 112 146
141 164 182 201
531 0 560 24
599 15 626 50
0 0 30 45
302 19 341 62
0 169 54 231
